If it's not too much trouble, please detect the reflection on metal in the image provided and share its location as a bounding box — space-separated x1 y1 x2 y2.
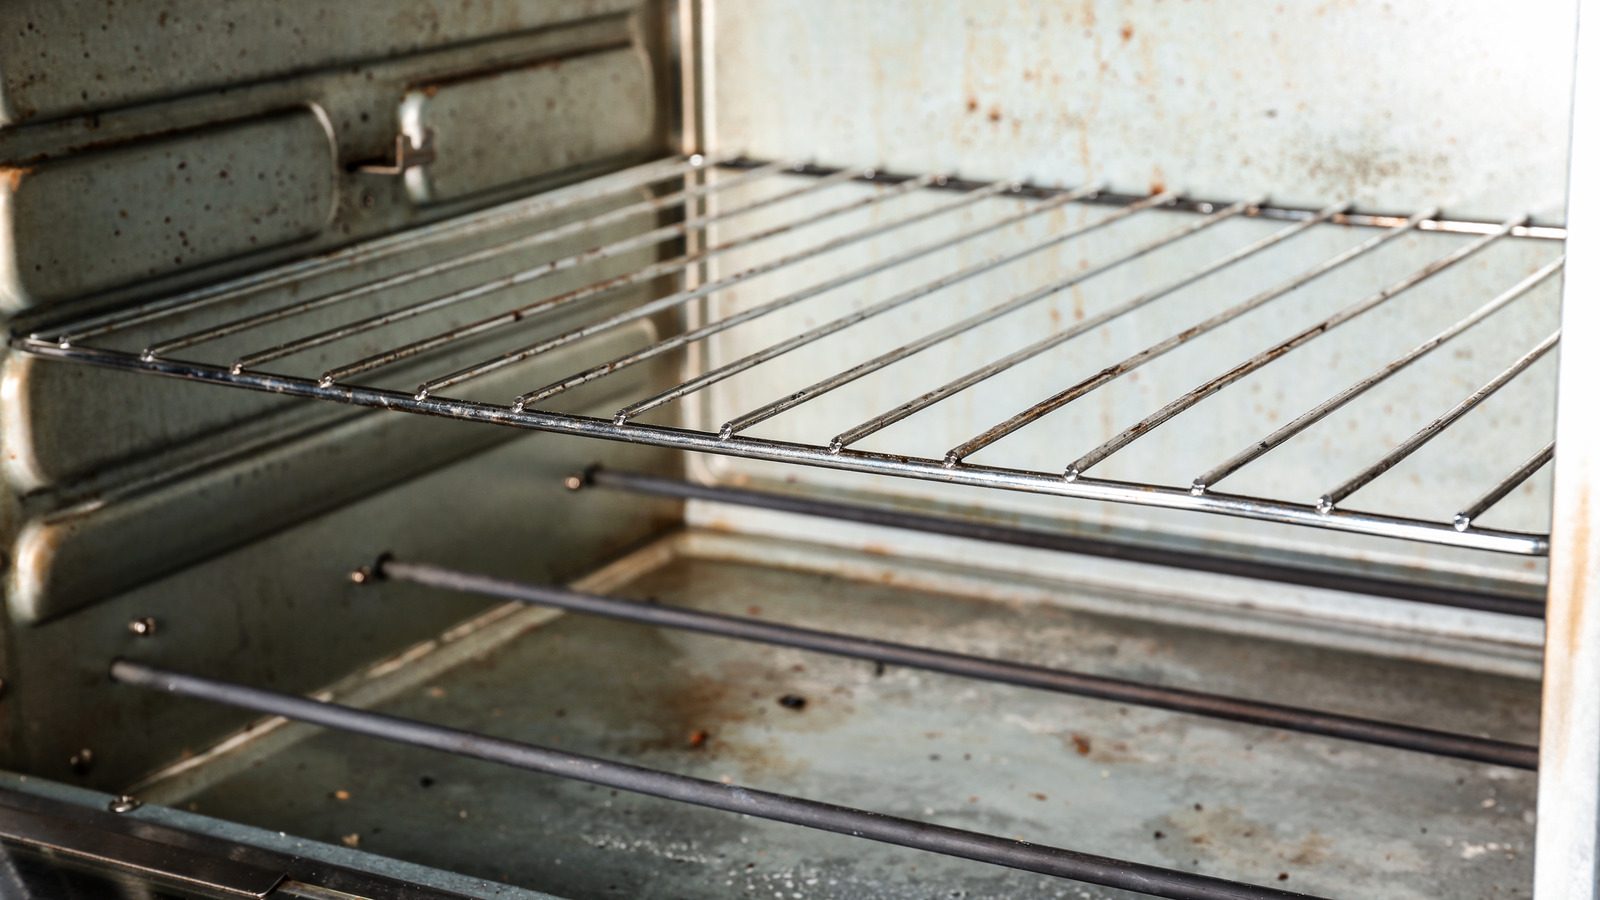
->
0 799 285 896
355 128 438 176
110 658 1330 900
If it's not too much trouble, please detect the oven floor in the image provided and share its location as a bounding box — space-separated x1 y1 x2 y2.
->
168 535 1539 900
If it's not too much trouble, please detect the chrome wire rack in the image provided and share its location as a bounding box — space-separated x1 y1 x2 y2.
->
16 155 1564 555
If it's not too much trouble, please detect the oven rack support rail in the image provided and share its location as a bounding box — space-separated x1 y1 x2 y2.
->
16 155 1562 556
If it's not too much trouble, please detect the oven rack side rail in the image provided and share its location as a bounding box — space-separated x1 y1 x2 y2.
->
16 339 1550 556
11 155 1561 556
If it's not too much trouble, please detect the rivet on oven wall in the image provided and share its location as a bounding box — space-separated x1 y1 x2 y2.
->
564 466 599 492
350 554 392 585
360 191 376 210
128 617 157 637
108 795 142 814
68 749 93 775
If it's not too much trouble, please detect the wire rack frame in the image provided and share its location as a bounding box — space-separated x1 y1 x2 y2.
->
15 155 1564 556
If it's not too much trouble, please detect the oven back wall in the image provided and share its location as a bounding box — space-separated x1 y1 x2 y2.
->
695 0 1572 592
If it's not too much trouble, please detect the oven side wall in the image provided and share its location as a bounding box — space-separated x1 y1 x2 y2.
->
0 1 690 790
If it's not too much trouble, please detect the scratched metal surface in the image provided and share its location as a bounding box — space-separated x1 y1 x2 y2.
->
688 1 1574 588
706 1 1576 222
168 544 1538 900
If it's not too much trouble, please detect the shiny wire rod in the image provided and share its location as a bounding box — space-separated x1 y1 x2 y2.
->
146 158 795 360
943 207 1433 467
513 182 1106 411
1455 442 1555 532
720 197 1253 439
407 172 960 398
830 202 1348 453
16 339 1551 554
1193 256 1565 495
1319 331 1560 514
615 188 1173 423
46 154 717 346
1063 216 1525 482
378 558 1538 768
110 659 1325 900
231 161 858 372
328 172 963 390
726 158 1568 241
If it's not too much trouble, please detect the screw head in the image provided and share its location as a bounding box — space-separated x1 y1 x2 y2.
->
108 795 142 814
128 617 157 637
563 473 585 491
360 191 376 209
349 567 373 584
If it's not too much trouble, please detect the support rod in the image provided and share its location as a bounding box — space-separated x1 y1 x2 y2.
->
580 467 1544 618
378 558 1539 769
110 658 1326 900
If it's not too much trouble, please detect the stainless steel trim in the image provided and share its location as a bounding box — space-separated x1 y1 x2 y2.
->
0 799 286 897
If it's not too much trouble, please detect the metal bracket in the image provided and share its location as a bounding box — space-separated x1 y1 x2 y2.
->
0 799 286 897
356 128 436 175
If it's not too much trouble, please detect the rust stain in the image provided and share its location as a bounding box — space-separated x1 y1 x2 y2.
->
631 663 817 778
987 107 1002 123
1562 484 1590 671
0 165 34 191
1120 22 1135 42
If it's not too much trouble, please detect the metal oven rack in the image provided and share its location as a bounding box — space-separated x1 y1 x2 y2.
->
16 154 1564 555
13 153 1569 900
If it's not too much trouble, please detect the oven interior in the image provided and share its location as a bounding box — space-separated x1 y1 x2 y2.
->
0 2 1579 899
